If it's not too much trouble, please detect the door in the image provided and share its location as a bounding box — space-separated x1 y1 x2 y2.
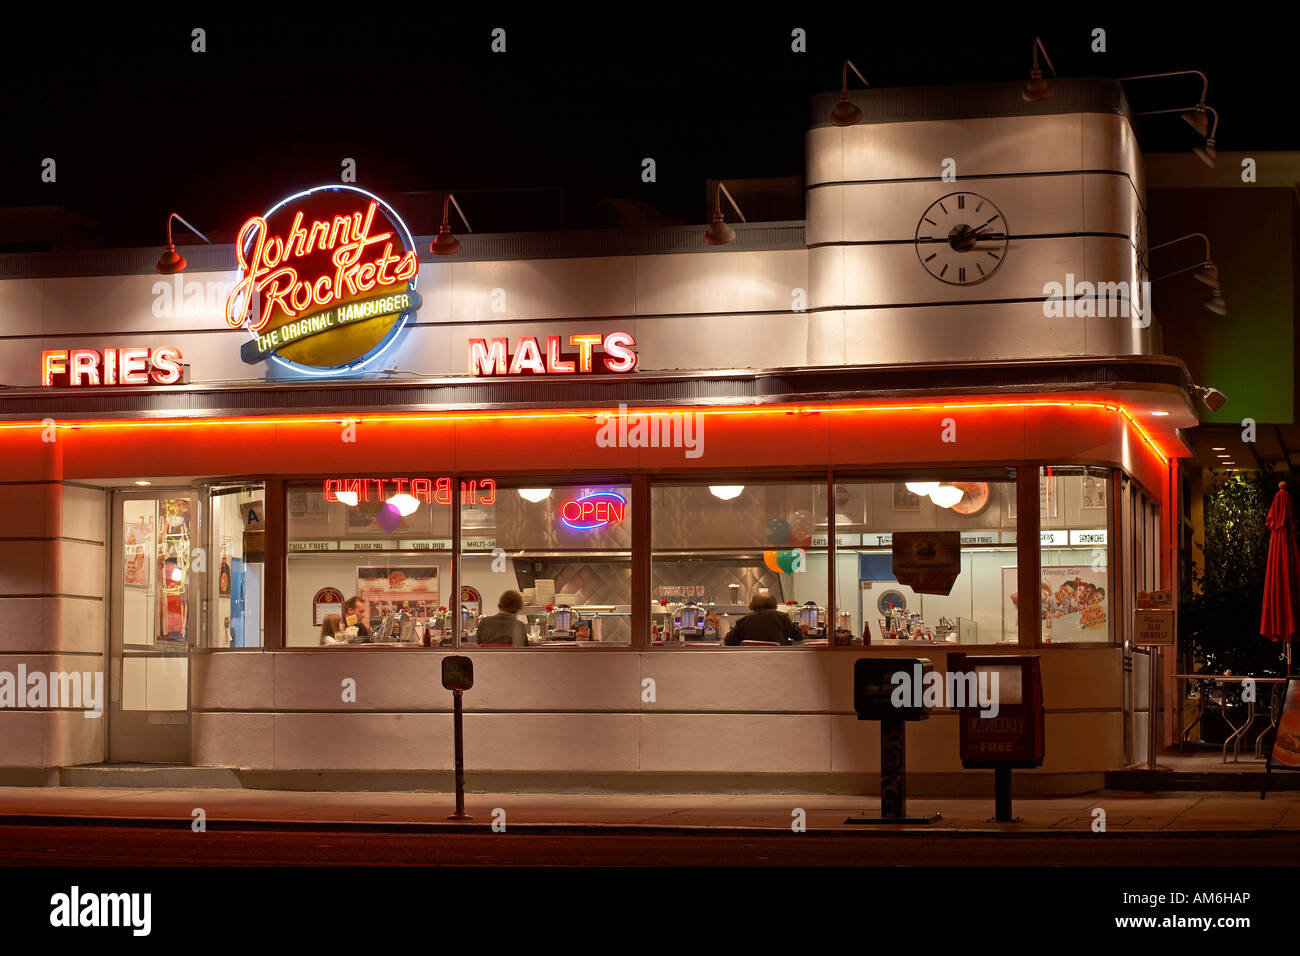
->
108 489 196 762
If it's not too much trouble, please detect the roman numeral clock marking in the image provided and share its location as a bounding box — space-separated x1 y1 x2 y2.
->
913 191 1009 286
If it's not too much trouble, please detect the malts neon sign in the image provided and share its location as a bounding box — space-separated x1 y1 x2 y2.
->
323 477 496 506
225 185 420 375
469 332 637 376
559 491 627 530
41 347 183 387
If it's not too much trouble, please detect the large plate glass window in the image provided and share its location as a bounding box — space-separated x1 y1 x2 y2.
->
834 472 1016 645
286 478 454 646
651 481 829 646
1037 465 1113 644
464 482 632 646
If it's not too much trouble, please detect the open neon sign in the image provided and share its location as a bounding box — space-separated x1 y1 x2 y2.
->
559 491 627 530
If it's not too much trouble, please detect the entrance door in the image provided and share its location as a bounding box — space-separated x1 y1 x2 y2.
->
108 489 195 762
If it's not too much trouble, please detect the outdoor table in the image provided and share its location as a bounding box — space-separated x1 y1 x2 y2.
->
1174 674 1288 762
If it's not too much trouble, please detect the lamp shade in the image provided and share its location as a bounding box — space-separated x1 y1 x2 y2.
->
709 485 745 500
929 485 965 509
156 246 186 274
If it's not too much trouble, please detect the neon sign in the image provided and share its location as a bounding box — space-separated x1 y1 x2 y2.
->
322 478 496 506
468 332 637 376
559 491 627 530
41 347 183 387
225 185 420 375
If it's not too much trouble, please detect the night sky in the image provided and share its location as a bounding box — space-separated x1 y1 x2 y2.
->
0 12 1291 249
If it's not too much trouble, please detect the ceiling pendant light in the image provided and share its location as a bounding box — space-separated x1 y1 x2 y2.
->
335 491 359 507
709 485 745 500
905 481 940 496
386 493 420 517
518 488 552 503
929 485 965 509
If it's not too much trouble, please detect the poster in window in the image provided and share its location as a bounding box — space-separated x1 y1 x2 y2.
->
124 519 152 588
345 498 429 535
289 487 329 518
1003 565 1108 642
891 484 921 512
1081 474 1107 510
356 566 440 622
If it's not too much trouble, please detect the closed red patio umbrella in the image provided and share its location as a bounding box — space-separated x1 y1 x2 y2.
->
1261 481 1300 673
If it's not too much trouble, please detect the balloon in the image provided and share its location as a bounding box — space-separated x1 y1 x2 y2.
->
765 517 791 546
763 550 802 573
376 502 403 533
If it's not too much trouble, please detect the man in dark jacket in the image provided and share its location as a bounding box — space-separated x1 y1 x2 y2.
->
475 589 529 646
725 592 801 645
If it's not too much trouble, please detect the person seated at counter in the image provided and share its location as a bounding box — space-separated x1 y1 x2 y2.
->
342 596 371 641
319 613 345 646
474 590 528 647
725 592 801 646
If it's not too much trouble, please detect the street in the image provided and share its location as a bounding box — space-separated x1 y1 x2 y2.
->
2 823 1296 867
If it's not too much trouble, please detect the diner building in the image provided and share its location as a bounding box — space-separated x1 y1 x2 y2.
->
0 78 1192 793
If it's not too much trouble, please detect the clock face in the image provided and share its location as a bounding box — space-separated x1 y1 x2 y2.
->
914 192 1009 285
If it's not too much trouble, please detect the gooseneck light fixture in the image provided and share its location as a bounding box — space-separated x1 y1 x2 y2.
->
1148 232 1227 315
703 181 746 246
1188 385 1228 412
1022 36 1057 102
1119 69 1212 135
430 193 473 256
830 59 869 126
155 213 211 275
1134 104 1220 168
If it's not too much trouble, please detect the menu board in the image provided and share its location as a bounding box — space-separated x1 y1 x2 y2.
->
891 531 960 595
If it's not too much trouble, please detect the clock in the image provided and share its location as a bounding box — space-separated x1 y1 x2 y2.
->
914 191 1009 285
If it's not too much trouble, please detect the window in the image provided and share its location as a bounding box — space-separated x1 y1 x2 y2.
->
1038 465 1112 644
835 473 1017 645
651 480 829 645
285 478 454 646
204 484 265 648
467 482 632 645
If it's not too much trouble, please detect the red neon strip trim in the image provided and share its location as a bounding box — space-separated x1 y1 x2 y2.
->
0 400 1170 464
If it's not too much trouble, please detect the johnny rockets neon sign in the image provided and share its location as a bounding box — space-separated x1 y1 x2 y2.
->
469 332 637 375
224 185 420 375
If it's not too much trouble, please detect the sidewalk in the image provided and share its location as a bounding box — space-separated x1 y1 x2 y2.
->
2 785 1299 835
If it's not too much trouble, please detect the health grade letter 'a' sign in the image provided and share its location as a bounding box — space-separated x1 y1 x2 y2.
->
226 185 422 374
